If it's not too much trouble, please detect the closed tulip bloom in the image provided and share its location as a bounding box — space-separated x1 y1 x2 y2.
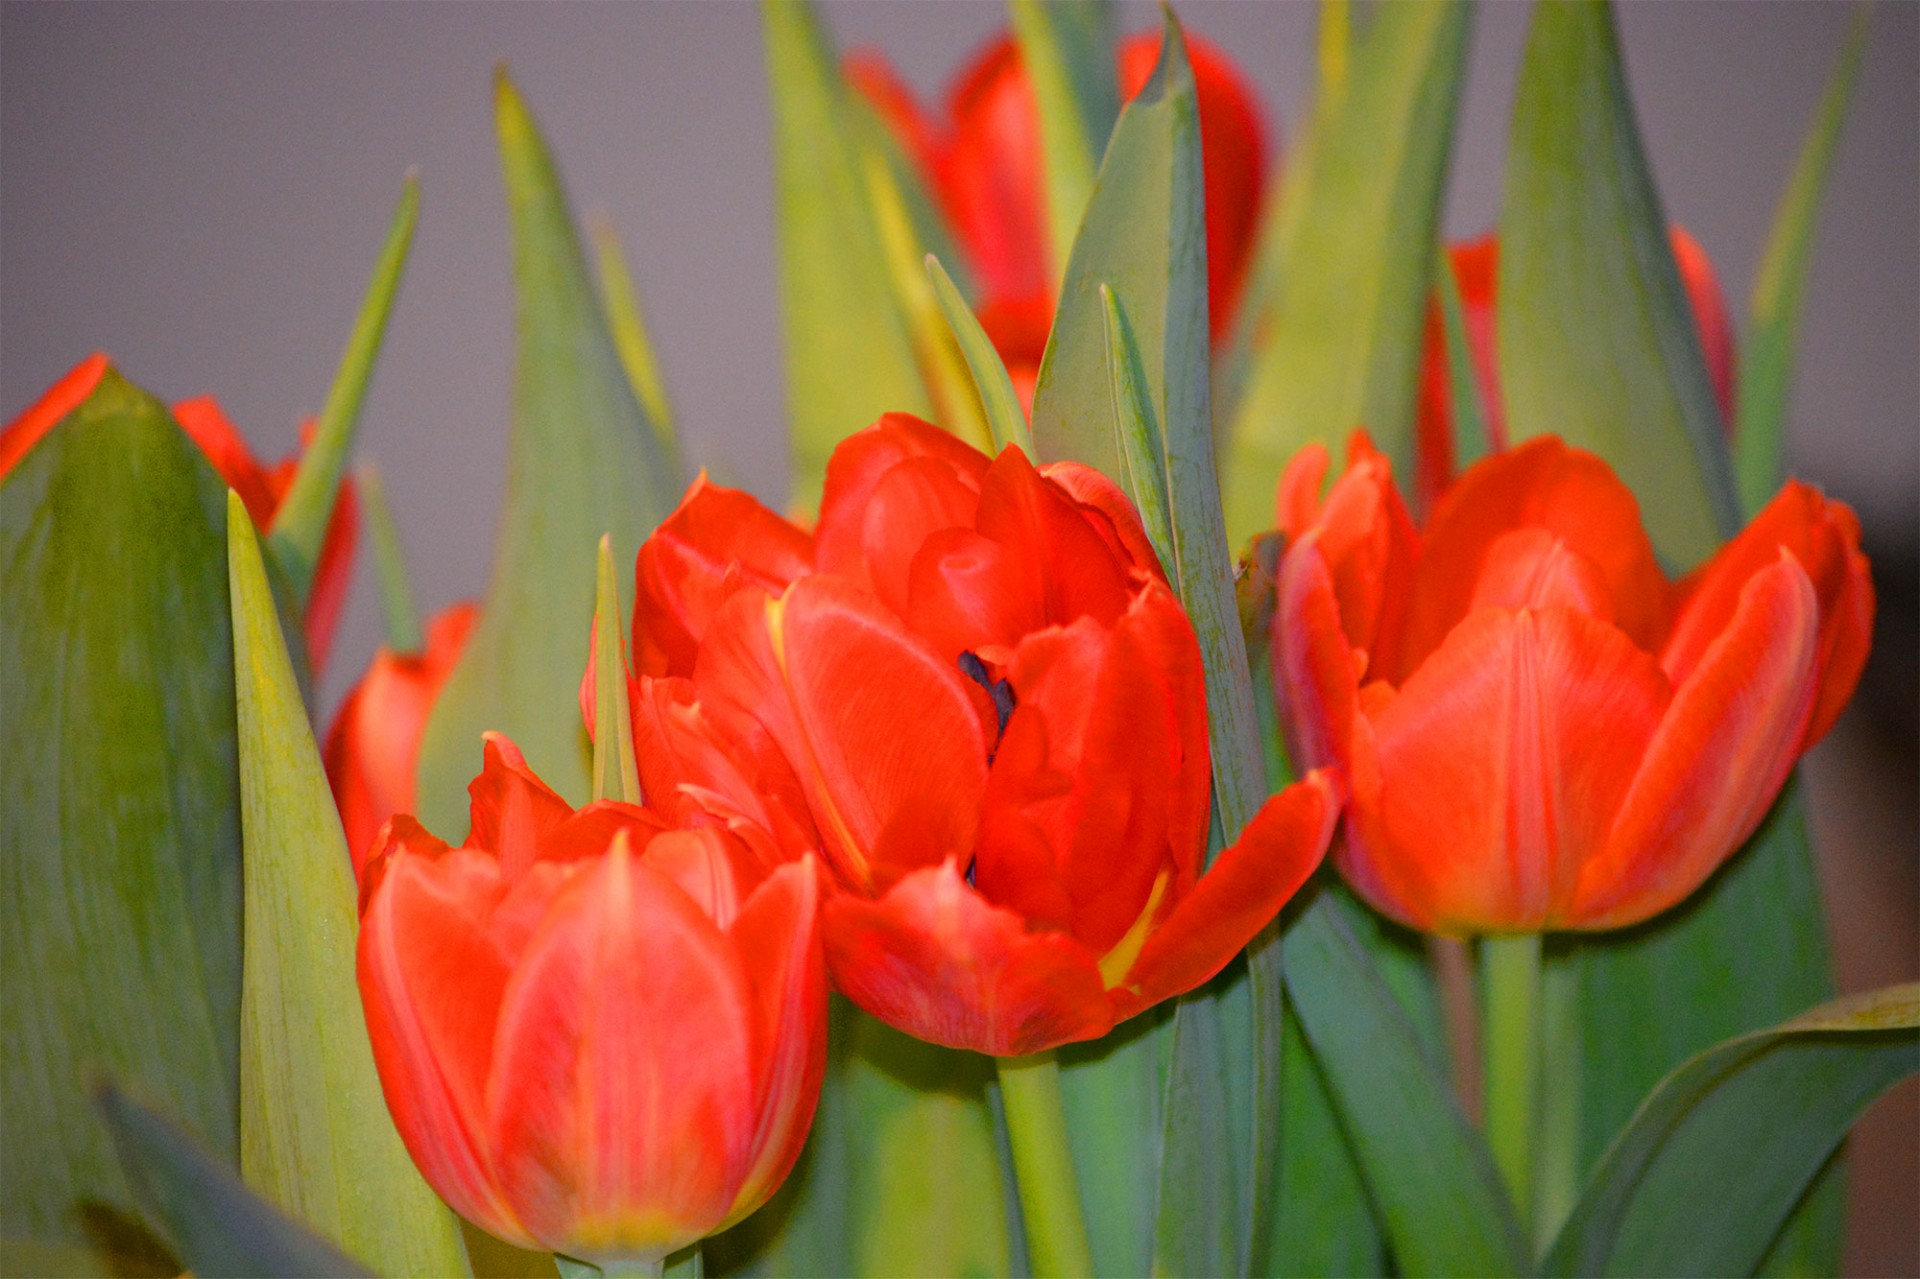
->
629 415 1334 1056
847 28 1271 395
1413 228 1736 512
357 736 826 1267
1272 433 1872 935
2 354 360 673
323 602 477 874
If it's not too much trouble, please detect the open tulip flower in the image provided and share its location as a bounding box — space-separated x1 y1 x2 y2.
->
1272 432 1872 936
848 28 1270 400
1 352 360 673
324 601 477 873
618 415 1335 1057
357 735 827 1267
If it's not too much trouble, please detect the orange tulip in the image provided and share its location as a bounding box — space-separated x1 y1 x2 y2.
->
847 28 1272 401
624 415 1334 1056
1271 433 1872 935
357 735 826 1266
323 602 477 874
2 354 361 674
1413 228 1737 512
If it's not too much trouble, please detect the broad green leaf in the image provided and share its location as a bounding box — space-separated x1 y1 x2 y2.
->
1283 888 1526 1277
1498 0 1737 567
96 1083 372 1279
1735 11 1867 515
356 458 423 653
589 211 677 448
1007 0 1119 288
228 491 469 1277
415 72 683 837
268 176 418 603
708 1002 1009 1279
764 0 932 511
1570 782 1844 1276
1547 985 1918 1277
1 367 241 1262
1222 0 1469 544
927 253 1031 456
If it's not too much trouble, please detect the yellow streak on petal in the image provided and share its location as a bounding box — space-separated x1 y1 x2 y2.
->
1098 870 1171 989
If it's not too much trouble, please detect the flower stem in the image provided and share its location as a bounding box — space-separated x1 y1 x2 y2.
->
1533 954 1581 1254
994 1051 1094 1278
1481 932 1542 1241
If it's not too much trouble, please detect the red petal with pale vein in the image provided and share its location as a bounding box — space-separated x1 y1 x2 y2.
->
1110 772 1335 1021
358 846 532 1247
1663 482 1872 747
720 858 826 1228
485 846 758 1258
1575 556 1820 929
1358 606 1668 934
823 862 1114 1056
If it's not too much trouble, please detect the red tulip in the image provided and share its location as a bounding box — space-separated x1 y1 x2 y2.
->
357 735 826 1266
625 415 1334 1056
846 27 1272 393
1 354 361 674
1271 432 1872 935
323 602 477 874
1413 228 1737 512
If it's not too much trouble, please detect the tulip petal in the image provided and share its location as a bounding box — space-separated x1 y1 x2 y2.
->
903 525 1045 664
853 455 985 619
1663 481 1872 747
1357 605 1668 933
1037 460 1167 580
973 446 1134 629
814 414 988 587
720 858 826 1229
823 861 1114 1056
1391 438 1668 678
485 842 759 1259
1272 533 1369 790
633 475 813 678
468 734 578 880
358 842 532 1246
705 576 989 892
1576 555 1821 929
1108 771 1336 1022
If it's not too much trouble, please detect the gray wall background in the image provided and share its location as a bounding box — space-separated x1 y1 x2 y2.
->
2 3 1917 1272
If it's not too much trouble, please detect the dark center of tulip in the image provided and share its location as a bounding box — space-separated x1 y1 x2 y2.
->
957 650 1016 745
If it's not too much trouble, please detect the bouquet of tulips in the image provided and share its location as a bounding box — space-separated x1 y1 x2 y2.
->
3 3 1912 1278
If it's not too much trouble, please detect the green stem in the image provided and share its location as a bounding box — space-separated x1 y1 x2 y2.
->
1481 932 1542 1241
554 1253 665 1279
994 1051 1094 1278
1532 953 1581 1255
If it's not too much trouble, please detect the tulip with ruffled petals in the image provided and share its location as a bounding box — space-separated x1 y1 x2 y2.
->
627 415 1334 1056
357 736 826 1268
2 354 361 673
1272 433 1872 935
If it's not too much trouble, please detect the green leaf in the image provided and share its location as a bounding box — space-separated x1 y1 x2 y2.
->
927 253 1031 456
1570 781 1844 1276
356 458 423 654
95 1083 372 1279
589 211 677 444
1007 0 1119 288
1546 984 1918 1277
415 71 684 837
764 0 933 511
1735 9 1867 515
1283 889 1526 1277
1098 284 1174 567
268 175 418 603
1 367 241 1261
1435 248 1493 478
228 491 470 1277
1221 0 1470 544
589 535 642 806
1498 0 1737 568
